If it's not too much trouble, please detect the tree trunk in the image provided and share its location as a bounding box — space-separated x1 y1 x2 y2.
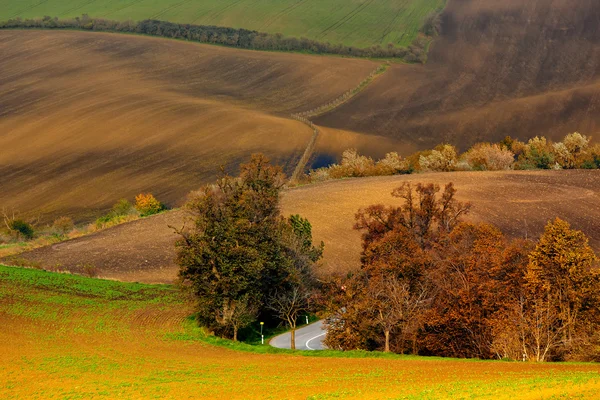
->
291 328 296 350
384 330 390 353
233 327 238 342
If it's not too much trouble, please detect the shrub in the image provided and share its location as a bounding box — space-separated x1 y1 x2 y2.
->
112 198 136 216
329 149 376 178
581 144 600 169
517 137 555 169
553 132 590 169
52 216 74 235
135 193 165 217
418 144 458 172
375 152 410 175
8 219 35 241
464 143 514 171
308 168 331 182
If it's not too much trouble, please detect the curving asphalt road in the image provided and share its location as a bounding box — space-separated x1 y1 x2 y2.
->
269 320 327 350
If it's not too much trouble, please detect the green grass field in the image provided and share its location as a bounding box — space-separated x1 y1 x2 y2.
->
2 264 600 399
0 0 445 47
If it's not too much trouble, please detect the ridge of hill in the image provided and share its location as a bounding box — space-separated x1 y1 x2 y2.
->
315 0 600 153
7 170 600 283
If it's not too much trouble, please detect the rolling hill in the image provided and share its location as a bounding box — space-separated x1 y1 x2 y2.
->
9 170 600 283
0 30 378 221
4 0 600 221
0 0 444 48
315 0 600 152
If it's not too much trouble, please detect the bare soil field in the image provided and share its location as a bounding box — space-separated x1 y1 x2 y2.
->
0 30 377 221
3 265 599 399
9 170 600 283
315 0 600 150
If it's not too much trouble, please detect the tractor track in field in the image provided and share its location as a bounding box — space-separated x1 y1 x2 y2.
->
260 0 308 31
318 0 376 40
149 0 195 20
8 0 49 19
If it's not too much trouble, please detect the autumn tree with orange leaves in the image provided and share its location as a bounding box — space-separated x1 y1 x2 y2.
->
323 183 600 361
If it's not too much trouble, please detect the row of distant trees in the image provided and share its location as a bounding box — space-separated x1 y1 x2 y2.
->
307 132 600 182
0 15 428 62
176 155 600 361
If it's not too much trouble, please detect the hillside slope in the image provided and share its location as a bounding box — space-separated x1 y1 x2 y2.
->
315 0 600 151
9 170 600 283
0 0 444 48
3 265 599 399
0 30 376 221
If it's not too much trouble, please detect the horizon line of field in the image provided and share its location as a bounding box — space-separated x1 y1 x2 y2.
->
1 0 444 48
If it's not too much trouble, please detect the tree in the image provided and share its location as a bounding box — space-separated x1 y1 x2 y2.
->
367 274 429 352
355 182 471 248
418 144 458 172
464 143 515 171
423 223 511 358
135 193 165 216
268 286 312 350
526 218 598 354
2 208 35 241
176 154 322 341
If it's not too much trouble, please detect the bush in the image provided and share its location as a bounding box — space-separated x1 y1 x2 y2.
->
135 193 165 217
52 216 74 235
328 149 376 178
517 137 555 169
112 198 136 217
375 152 410 175
418 144 458 172
8 219 35 241
464 143 514 171
553 132 590 169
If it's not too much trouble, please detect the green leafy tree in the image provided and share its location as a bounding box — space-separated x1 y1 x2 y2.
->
176 155 322 342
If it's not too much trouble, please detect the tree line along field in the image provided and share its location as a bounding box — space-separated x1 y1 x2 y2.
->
2 264 600 399
0 0 445 48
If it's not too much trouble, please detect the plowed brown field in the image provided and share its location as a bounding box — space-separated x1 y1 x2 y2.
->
9 170 600 283
0 30 377 221
315 0 600 151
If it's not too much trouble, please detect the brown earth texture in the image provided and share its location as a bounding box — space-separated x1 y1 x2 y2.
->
0 30 378 221
3 1 600 221
8 170 600 283
315 0 600 151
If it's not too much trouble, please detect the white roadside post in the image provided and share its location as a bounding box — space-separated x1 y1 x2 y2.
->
305 315 309 325
260 321 264 344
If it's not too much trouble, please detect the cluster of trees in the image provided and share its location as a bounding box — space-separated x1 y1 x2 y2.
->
307 132 600 182
173 154 599 361
175 155 323 345
320 183 600 361
0 15 428 62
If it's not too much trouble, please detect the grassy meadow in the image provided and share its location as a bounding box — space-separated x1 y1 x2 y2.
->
2 264 600 399
0 0 445 47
